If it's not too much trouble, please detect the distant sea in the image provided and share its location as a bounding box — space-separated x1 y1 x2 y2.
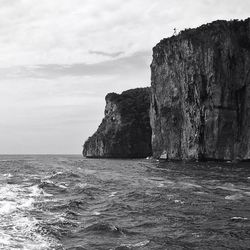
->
0 155 249 250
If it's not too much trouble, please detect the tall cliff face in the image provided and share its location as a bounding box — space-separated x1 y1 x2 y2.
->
83 88 152 158
150 18 250 161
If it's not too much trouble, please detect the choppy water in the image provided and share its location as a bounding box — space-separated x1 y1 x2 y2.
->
0 155 249 250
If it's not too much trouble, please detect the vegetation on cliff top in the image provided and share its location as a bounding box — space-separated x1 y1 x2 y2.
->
154 18 250 51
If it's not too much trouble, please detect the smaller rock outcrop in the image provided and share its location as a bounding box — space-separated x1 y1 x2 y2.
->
83 88 152 158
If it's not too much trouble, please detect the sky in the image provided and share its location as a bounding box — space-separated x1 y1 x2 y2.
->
0 0 249 154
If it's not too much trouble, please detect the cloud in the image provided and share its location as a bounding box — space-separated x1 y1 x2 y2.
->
89 50 124 58
37 50 151 77
0 50 151 79
0 0 249 67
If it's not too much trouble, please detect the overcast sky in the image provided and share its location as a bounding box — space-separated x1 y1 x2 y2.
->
0 0 249 154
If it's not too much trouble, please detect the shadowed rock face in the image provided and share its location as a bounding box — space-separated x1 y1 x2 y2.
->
150 18 250 161
83 88 152 158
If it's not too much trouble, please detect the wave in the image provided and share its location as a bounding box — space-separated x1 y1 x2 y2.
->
177 181 202 189
82 222 130 236
72 183 102 198
66 247 88 250
109 191 118 197
225 193 244 200
64 209 82 218
65 200 86 209
100 201 134 214
216 183 244 192
0 183 61 249
3 173 13 178
37 217 78 240
46 199 86 212
38 180 68 195
115 240 150 250
48 171 81 180
0 184 43 215
114 246 131 250
231 217 248 221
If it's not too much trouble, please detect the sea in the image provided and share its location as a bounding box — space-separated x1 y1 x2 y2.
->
0 155 249 250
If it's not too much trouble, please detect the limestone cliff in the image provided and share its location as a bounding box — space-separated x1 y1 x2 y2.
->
83 88 152 158
150 18 250 161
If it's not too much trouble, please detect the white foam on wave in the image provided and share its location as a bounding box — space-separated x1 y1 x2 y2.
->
178 182 202 189
58 183 68 189
147 178 174 188
0 185 23 215
109 191 117 197
4 214 53 250
231 216 248 220
244 191 250 196
42 191 53 197
76 183 88 188
3 173 13 178
47 171 64 179
132 240 150 247
0 184 48 215
174 199 185 204
83 169 97 175
0 232 11 245
0 183 60 250
121 240 150 248
194 191 207 195
54 171 63 175
0 201 16 215
29 184 43 197
216 183 242 192
20 198 35 208
225 193 244 200
43 179 54 184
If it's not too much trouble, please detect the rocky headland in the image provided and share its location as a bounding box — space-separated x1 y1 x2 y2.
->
83 88 152 158
83 18 250 161
151 18 250 161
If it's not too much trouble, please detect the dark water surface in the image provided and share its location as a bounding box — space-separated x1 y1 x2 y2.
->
0 155 249 249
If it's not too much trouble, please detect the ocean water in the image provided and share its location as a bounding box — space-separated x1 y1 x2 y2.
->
0 155 249 250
